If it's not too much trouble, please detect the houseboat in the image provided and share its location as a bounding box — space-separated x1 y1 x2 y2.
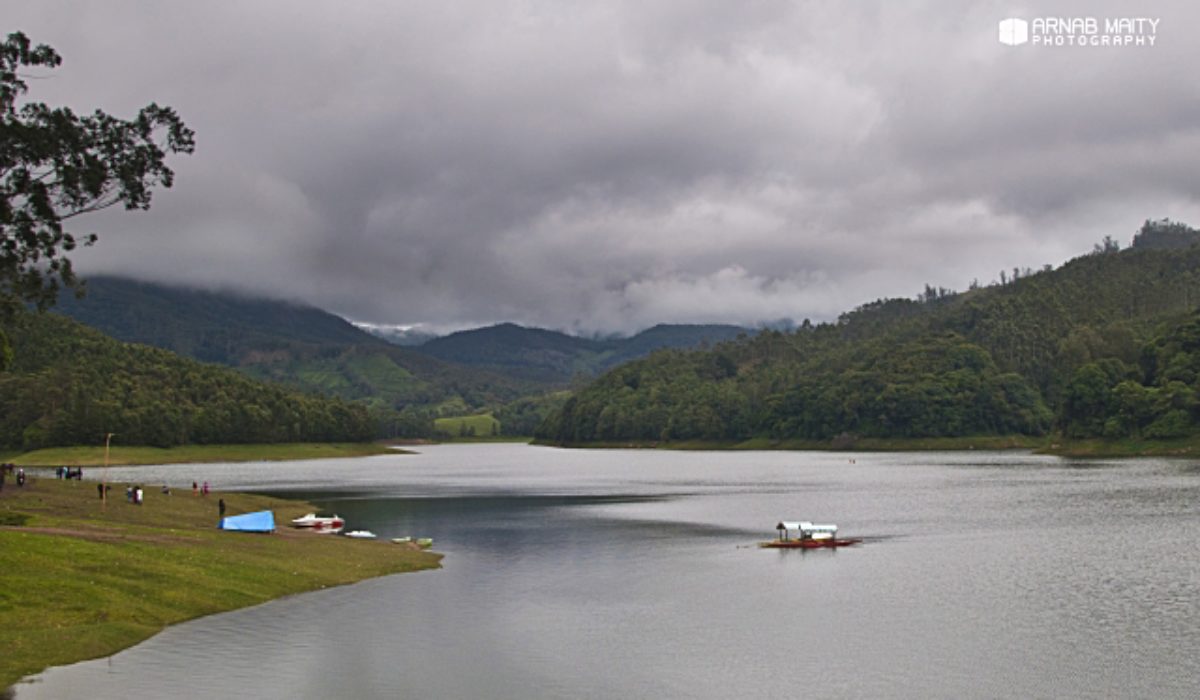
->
762 521 862 549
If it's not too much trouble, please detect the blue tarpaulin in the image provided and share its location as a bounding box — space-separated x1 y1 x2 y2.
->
218 510 275 532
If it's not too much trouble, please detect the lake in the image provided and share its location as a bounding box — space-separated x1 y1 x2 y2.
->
10 444 1200 699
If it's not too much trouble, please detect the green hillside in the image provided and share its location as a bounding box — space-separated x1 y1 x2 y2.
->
53 276 382 363
0 312 375 449
52 277 532 429
538 221 1200 447
417 322 749 383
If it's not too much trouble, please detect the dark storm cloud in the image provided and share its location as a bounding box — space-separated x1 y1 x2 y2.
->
9 1 1200 332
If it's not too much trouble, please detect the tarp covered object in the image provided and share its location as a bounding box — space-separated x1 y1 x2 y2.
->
219 510 275 532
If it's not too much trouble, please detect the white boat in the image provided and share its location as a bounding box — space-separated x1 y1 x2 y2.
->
391 536 413 544
290 513 345 533
344 530 377 539
416 537 433 548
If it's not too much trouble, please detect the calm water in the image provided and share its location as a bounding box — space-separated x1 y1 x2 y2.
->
11 445 1200 699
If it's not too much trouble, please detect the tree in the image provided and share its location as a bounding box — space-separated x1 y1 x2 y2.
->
1 31 193 367
1092 235 1121 255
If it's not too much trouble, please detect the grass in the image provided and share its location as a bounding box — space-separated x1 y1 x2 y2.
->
438 435 532 444
434 413 501 439
0 477 441 688
5 442 396 467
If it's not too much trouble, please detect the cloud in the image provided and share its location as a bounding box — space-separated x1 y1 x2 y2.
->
9 0 1200 333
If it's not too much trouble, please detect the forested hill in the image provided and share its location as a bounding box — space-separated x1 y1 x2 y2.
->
52 277 530 418
0 312 375 449
538 223 1200 446
54 276 386 363
416 322 749 383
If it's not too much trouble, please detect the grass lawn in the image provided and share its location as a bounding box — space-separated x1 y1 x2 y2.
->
5 442 397 467
0 478 440 688
434 414 501 439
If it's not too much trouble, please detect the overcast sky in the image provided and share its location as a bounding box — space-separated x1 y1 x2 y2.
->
10 1 1200 334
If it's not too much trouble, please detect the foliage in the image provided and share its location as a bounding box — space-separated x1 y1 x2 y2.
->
0 311 376 449
494 391 570 436
0 32 193 330
418 321 749 384
539 240 1200 445
1130 218 1200 251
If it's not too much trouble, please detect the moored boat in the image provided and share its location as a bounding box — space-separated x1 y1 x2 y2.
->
344 530 377 539
290 513 345 533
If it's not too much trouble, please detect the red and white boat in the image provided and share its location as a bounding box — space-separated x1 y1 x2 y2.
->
290 513 345 534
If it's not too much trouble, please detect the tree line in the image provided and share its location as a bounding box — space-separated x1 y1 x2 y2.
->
538 227 1200 445
0 312 375 449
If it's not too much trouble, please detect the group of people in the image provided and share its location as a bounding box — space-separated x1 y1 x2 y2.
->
2 465 222 516
54 466 84 480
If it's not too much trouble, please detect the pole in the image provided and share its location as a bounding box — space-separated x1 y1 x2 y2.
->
102 432 113 505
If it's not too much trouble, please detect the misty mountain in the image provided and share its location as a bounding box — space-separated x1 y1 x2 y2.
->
355 323 441 347
50 278 748 417
53 277 530 414
415 322 750 383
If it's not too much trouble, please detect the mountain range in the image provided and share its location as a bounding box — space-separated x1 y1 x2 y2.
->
19 219 1200 449
417 322 748 383
49 277 752 422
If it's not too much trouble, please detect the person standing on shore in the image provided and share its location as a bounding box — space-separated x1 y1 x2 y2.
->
192 481 198 496
218 498 226 518
202 481 210 496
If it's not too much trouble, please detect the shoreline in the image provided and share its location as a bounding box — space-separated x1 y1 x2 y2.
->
533 434 1200 458
1 442 402 467
0 478 440 688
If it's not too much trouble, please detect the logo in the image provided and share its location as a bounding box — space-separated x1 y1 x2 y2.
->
998 16 1160 47
998 18 1028 46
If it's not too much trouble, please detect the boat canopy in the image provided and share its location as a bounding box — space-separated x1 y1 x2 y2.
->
219 510 275 532
776 521 838 535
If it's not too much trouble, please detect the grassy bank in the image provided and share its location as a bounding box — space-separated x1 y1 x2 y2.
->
4 442 397 467
535 435 1047 451
1040 435 1200 458
0 478 441 688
